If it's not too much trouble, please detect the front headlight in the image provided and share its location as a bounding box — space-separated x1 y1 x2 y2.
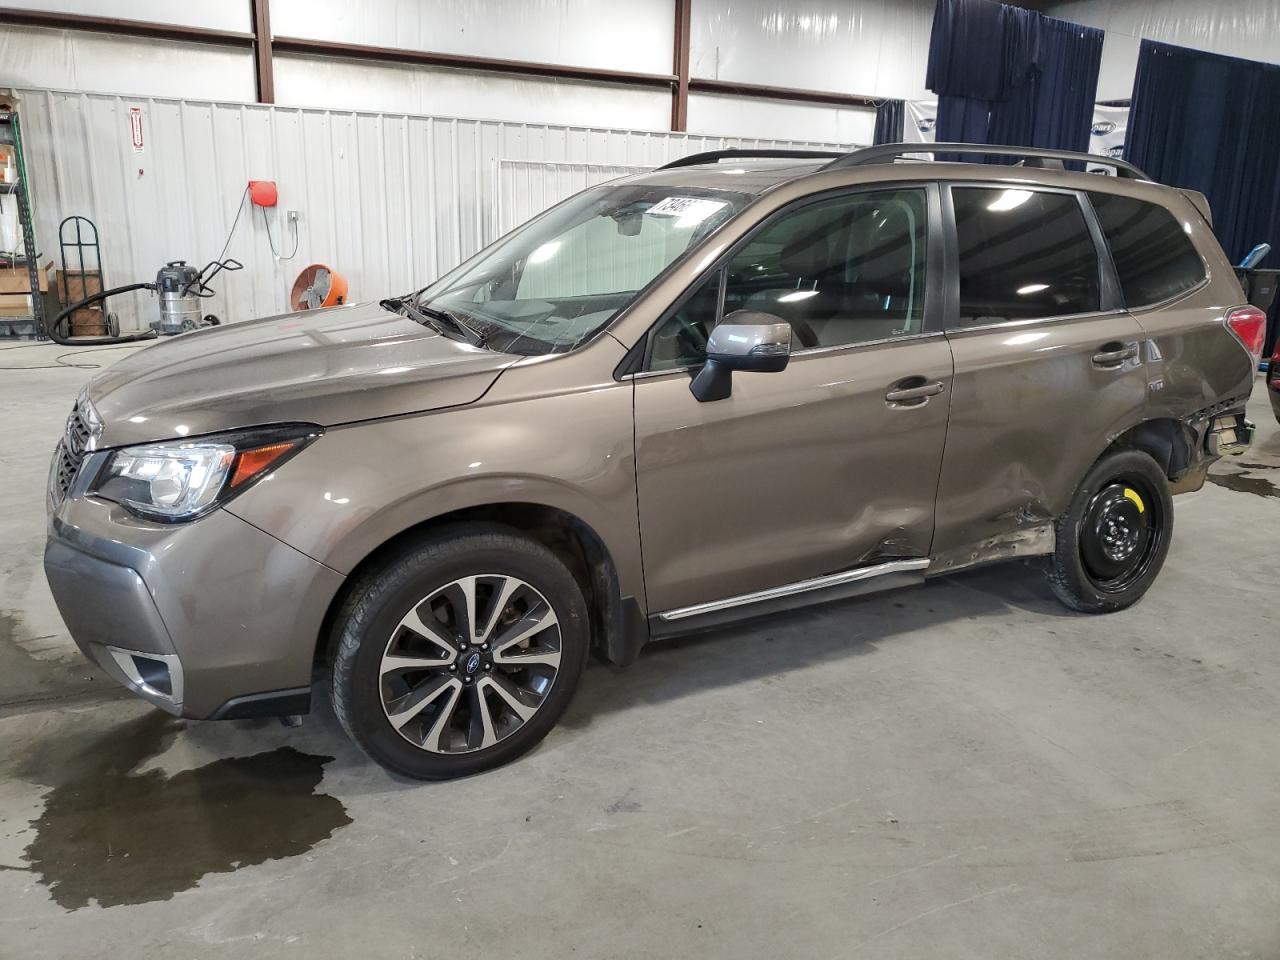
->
91 423 320 522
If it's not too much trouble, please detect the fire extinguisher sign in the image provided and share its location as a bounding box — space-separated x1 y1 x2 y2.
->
129 107 145 154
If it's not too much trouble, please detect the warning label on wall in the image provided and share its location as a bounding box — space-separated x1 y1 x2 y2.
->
129 107 145 154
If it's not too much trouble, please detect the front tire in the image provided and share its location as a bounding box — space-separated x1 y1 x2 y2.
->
331 524 590 780
1046 449 1173 614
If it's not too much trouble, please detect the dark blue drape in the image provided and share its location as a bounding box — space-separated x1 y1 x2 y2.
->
927 0 1103 164
1127 40 1280 269
873 100 905 145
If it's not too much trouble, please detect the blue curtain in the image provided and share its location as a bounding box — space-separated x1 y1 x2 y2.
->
873 100 905 145
1127 40 1280 268
927 0 1103 165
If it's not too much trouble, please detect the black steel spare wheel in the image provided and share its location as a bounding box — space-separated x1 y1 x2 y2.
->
1047 449 1174 614
1079 477 1163 592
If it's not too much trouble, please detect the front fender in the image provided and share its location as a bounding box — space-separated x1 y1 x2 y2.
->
225 375 644 607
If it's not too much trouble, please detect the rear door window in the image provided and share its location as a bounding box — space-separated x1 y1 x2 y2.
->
952 187 1101 325
1088 192 1206 307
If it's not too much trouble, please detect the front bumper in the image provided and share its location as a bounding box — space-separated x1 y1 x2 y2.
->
44 493 345 719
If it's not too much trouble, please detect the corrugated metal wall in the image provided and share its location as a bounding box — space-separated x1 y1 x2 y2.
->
17 88 852 331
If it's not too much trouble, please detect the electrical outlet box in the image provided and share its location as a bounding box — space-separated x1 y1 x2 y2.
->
287 209 300 222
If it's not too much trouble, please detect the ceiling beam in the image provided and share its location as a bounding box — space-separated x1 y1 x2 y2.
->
689 78 878 110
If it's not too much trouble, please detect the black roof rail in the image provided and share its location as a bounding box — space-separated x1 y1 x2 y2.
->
659 148 846 170
822 142 1151 180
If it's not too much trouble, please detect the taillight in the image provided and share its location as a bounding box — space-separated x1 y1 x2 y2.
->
1225 305 1267 364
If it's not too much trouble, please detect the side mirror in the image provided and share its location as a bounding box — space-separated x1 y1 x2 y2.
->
690 311 792 402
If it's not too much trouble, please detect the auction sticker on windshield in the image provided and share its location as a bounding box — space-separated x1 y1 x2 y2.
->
646 196 729 221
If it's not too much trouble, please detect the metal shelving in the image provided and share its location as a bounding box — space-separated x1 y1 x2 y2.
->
0 112 46 339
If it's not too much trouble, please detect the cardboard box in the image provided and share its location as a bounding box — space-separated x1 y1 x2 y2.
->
0 292 31 317
56 268 103 302
54 268 107 330
0 260 53 294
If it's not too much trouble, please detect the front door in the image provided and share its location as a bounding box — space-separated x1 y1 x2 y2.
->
632 185 955 614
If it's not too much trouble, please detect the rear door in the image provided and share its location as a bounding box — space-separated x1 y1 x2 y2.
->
930 182 1149 569
631 184 954 614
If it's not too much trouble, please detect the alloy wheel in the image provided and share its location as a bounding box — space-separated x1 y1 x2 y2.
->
379 574 562 754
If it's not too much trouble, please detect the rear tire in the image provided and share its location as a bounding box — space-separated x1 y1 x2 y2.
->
1046 449 1173 614
331 524 590 780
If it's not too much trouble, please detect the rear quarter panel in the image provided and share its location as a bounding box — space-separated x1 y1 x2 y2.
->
1125 194 1255 415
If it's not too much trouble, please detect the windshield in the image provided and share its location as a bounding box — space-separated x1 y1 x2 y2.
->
413 183 751 355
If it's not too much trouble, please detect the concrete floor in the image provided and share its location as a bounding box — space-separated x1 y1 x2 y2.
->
2 339 1279 959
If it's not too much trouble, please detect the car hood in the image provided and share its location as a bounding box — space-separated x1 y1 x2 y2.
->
89 302 518 447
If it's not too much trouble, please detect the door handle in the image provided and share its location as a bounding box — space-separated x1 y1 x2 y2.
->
885 378 945 406
1092 342 1139 368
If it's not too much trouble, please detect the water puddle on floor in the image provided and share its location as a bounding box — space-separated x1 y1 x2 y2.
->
20 712 351 910
1208 469 1280 499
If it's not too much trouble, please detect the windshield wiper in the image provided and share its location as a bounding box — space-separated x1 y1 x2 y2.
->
381 297 486 348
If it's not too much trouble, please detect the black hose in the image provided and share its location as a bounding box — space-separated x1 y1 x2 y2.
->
46 282 159 346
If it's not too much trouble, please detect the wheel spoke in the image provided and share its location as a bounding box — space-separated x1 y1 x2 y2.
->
492 602 558 655
481 674 540 721
451 576 479 643
381 652 448 676
399 606 459 662
469 684 498 749
493 647 561 669
422 680 464 751
477 576 521 644
385 674 459 731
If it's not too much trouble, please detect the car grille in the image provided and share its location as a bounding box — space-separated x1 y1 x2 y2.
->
49 396 99 508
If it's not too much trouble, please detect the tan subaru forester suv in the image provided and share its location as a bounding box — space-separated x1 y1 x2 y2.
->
45 143 1261 779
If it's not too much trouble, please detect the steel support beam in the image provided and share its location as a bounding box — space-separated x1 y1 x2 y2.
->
671 0 692 131
689 77 878 110
250 0 274 103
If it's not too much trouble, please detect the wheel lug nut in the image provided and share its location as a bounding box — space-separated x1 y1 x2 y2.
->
481 643 489 652
449 664 457 672
483 664 492 671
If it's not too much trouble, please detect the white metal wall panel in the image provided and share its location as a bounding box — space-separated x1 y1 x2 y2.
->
273 54 673 132
18 89 847 332
0 26 256 103
1046 0 1280 100
689 0 935 101
271 0 675 76
0 0 251 31
495 160 650 234
688 92 875 145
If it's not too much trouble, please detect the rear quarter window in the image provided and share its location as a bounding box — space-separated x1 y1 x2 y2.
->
1088 192 1206 308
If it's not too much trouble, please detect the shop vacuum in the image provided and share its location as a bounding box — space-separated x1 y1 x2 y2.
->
48 256 241 346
